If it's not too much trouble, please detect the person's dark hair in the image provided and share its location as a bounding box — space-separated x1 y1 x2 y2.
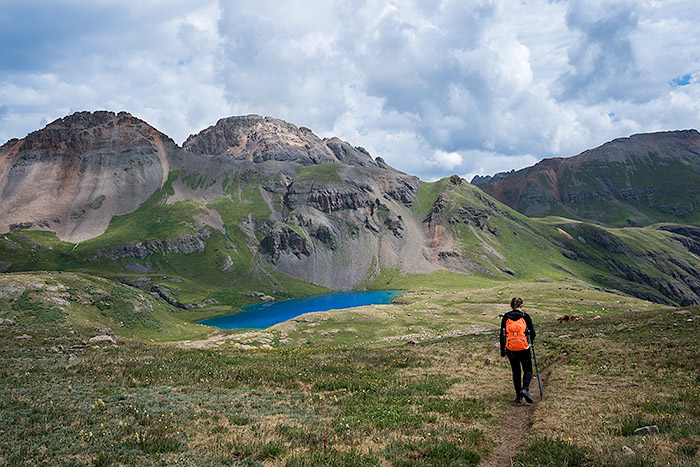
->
510 297 523 310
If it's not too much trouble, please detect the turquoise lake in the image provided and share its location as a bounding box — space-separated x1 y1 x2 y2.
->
197 290 401 330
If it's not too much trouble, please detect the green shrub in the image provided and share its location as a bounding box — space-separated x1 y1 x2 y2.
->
257 440 286 460
383 438 480 466
285 448 381 466
613 412 656 437
12 290 66 323
515 436 588 467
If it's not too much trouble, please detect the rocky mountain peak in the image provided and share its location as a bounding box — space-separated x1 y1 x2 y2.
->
0 111 176 242
182 114 381 168
4 111 175 157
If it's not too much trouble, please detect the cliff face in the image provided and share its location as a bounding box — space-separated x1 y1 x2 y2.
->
173 114 433 289
0 111 177 242
474 130 700 226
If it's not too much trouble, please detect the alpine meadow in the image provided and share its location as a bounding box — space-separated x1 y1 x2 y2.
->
1 110 699 467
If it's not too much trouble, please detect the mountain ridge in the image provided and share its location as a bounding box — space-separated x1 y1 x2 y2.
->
2 111 700 307
472 129 700 226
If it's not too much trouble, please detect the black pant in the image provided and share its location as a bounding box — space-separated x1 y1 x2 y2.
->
506 349 532 395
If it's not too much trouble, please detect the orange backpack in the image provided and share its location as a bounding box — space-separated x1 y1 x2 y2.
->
505 316 530 351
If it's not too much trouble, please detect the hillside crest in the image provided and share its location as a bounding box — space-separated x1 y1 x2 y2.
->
472 129 700 226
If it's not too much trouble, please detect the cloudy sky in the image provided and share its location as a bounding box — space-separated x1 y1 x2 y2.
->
1 0 699 181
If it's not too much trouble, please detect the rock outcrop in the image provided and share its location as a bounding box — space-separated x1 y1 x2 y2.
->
86 229 212 261
182 115 380 168
259 224 311 261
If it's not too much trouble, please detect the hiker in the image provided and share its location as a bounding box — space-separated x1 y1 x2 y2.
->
500 297 536 403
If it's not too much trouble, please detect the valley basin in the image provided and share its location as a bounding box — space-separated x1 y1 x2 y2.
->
197 290 402 330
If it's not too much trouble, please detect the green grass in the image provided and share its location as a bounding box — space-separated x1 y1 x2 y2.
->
412 179 450 217
0 272 211 341
515 436 589 467
76 171 205 250
1 296 699 466
295 163 342 183
0 327 496 466
383 437 482 466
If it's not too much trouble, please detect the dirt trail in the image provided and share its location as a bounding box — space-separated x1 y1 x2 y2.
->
480 351 568 467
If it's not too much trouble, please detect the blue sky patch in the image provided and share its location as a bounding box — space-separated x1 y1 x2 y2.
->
670 74 693 87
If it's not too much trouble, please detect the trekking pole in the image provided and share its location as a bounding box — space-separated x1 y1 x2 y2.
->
529 334 543 398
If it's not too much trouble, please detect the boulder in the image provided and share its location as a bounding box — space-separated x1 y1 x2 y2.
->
89 335 117 345
151 285 187 309
557 315 583 323
0 317 16 325
218 255 234 272
633 425 659 436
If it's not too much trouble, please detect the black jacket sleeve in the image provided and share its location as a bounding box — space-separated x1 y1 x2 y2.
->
524 313 536 341
499 314 508 355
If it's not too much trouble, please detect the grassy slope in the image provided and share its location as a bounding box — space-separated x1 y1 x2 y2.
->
2 174 700 464
0 169 328 327
1 286 697 466
0 272 210 341
3 174 698 340
375 178 698 308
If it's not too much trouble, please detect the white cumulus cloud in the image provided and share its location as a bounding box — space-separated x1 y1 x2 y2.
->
1 0 700 182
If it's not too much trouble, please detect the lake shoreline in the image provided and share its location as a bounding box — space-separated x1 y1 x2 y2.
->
196 290 402 330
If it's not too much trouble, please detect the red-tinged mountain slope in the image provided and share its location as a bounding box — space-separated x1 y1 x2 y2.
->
0 111 177 242
473 130 700 226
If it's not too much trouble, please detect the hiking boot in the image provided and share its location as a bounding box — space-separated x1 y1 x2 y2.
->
520 388 533 403
514 396 523 404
